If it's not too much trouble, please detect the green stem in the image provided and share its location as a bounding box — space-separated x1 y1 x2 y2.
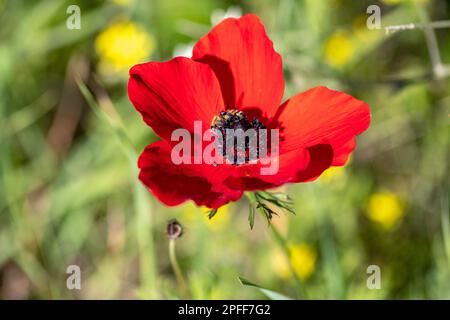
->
267 219 305 299
245 192 305 299
169 239 189 299
414 2 446 78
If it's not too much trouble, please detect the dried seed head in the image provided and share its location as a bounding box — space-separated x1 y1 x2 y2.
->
167 219 183 240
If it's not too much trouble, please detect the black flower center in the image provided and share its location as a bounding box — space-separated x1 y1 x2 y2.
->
211 110 267 165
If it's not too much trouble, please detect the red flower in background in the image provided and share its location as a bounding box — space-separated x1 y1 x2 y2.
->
128 14 370 209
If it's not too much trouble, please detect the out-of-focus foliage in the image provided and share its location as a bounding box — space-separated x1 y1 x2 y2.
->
0 0 449 299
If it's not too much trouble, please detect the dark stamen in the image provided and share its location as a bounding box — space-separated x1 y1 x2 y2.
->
210 110 267 165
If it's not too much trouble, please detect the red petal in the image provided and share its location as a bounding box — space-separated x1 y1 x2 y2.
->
223 144 333 190
138 141 242 208
295 144 334 182
128 57 224 141
192 14 284 119
276 86 370 166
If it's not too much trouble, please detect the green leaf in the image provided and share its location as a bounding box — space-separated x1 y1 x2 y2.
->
238 277 294 300
255 191 295 215
256 203 273 224
248 203 255 229
245 191 295 229
208 208 218 220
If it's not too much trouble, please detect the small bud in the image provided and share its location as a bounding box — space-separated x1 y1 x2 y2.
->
167 219 183 240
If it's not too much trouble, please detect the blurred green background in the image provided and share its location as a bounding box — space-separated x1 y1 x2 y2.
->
0 0 449 299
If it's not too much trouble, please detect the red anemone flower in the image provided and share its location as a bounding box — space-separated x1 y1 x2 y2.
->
128 14 370 209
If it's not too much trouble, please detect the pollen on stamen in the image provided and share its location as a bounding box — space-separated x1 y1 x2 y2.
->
210 109 267 165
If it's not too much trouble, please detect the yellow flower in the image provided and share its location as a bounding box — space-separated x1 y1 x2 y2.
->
204 205 230 231
289 243 317 280
319 166 346 185
324 30 355 68
112 0 134 6
180 202 230 231
272 243 317 280
180 202 197 223
367 191 405 229
95 20 154 74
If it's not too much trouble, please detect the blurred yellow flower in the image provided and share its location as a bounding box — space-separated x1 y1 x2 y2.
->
319 166 346 185
324 30 355 68
95 20 154 74
367 191 405 229
112 0 134 6
180 202 230 231
180 202 197 223
204 205 230 230
290 243 317 280
271 243 317 281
